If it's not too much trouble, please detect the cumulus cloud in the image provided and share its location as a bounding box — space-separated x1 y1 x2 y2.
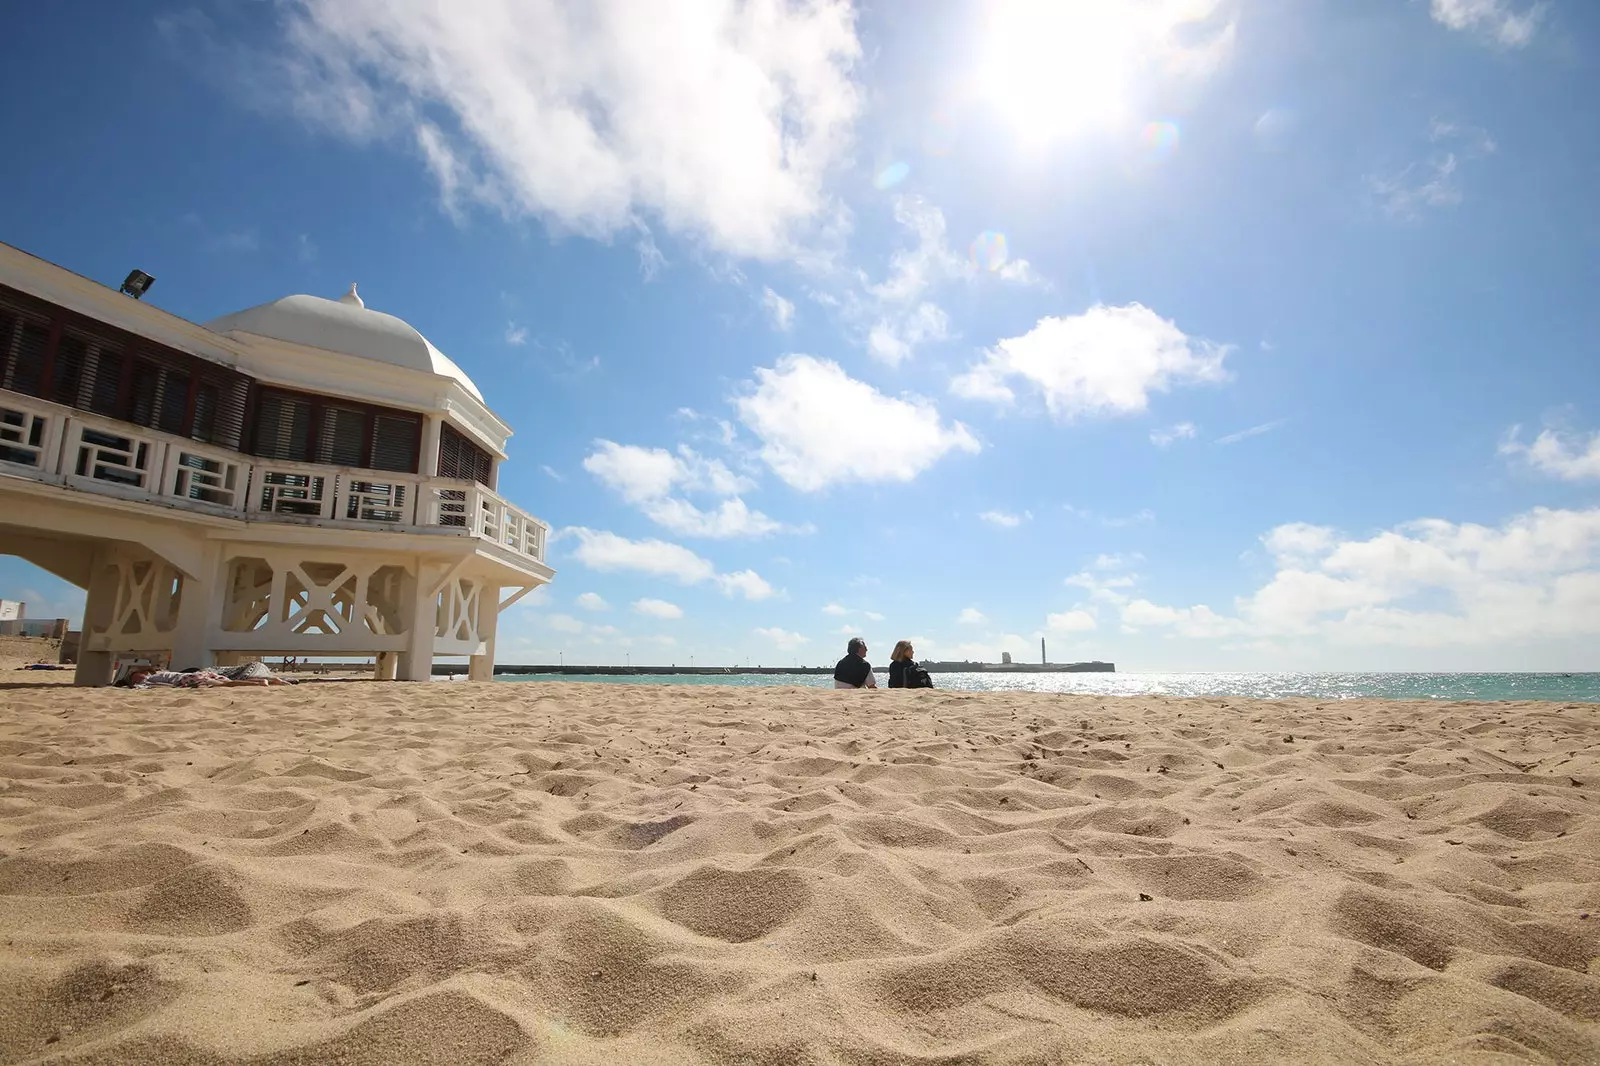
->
574 592 610 612
754 626 809 650
1045 609 1098 633
562 527 774 600
583 439 799 539
1429 0 1543 47
1123 506 1600 650
736 355 979 491
1500 425 1600 481
762 287 796 331
715 570 777 601
952 304 1229 420
632 597 684 620
272 0 862 259
859 196 1040 366
957 607 987 625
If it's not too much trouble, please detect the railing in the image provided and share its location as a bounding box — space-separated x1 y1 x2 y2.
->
0 390 548 562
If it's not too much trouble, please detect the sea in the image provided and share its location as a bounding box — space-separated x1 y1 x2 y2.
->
492 671 1600 702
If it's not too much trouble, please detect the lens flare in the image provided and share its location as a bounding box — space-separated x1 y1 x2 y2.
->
969 230 1009 272
874 161 910 190
1141 120 1179 158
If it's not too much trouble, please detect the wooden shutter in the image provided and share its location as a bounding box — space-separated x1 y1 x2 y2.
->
316 404 369 468
370 413 420 473
251 390 314 462
437 422 491 486
0 295 51 398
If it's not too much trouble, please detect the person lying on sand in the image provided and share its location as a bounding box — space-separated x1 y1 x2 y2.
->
117 662 294 689
833 637 878 689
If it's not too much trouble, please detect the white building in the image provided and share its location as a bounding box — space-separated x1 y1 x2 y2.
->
0 241 553 684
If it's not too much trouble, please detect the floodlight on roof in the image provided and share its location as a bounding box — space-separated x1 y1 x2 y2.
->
119 269 155 299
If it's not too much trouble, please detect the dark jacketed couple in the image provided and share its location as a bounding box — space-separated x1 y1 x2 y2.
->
832 637 933 690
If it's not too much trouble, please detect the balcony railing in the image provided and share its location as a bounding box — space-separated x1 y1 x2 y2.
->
0 390 547 562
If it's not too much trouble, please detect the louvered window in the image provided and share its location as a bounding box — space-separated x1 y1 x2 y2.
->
0 285 250 450
0 298 52 398
248 387 421 473
251 391 313 462
371 413 420 473
317 405 368 468
437 423 492 487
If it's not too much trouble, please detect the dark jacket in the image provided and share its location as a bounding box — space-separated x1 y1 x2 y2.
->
888 658 932 688
833 654 872 687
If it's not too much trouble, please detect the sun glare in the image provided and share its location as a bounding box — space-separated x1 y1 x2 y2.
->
978 1 1139 142
975 1 1226 147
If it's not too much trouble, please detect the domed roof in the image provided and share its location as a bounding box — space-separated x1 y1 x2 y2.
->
205 285 483 402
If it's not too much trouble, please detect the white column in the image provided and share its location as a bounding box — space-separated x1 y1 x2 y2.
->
419 416 443 478
396 559 441 682
167 544 225 670
468 583 500 682
74 546 120 687
374 651 398 681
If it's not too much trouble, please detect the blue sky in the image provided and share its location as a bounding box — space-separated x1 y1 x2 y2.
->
3 0 1599 671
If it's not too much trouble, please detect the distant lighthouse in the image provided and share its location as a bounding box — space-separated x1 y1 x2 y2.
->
1041 637 1047 665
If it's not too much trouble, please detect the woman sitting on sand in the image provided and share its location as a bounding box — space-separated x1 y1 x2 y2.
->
832 637 878 689
887 641 933 689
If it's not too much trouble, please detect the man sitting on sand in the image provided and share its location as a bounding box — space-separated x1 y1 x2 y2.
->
833 637 878 689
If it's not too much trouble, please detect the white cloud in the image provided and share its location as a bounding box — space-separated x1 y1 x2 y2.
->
754 626 809 650
1150 421 1196 447
762 287 796 331
633 597 684 620
1430 0 1543 47
715 569 777 601
1124 506 1600 650
858 197 1038 365
1372 120 1497 221
736 355 979 491
540 465 564 481
978 509 1031 528
862 610 885 623
563 528 777 602
1500 425 1600 481
1046 609 1098 633
957 607 987 625
941 633 1037 664
504 322 528 346
1371 155 1463 219
575 592 610 612
1215 418 1287 445
822 603 850 616
952 304 1229 420
563 528 718 582
585 440 752 503
274 0 862 259
584 440 794 539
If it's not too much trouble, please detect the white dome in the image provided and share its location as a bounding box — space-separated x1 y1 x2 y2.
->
205 288 483 402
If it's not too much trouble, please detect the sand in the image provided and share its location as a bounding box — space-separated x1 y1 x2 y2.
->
0 680 1595 1065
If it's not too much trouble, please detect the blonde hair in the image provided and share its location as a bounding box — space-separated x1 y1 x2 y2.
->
891 640 914 662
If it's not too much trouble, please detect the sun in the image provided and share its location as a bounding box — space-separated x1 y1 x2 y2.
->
973 0 1217 146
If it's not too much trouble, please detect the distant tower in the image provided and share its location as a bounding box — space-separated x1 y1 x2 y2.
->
1041 637 1047 665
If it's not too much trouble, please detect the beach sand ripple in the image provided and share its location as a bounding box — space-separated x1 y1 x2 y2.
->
0 682 1596 1064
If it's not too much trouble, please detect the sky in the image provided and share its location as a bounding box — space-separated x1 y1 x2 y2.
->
2 0 1599 672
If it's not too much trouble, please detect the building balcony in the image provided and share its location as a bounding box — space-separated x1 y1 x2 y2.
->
0 388 548 563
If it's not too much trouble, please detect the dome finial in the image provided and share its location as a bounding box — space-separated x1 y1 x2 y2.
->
339 283 364 308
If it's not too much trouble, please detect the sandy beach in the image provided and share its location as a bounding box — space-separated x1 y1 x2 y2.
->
0 677 1595 1065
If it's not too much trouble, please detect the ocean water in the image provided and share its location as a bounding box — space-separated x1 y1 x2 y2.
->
493 671 1600 702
